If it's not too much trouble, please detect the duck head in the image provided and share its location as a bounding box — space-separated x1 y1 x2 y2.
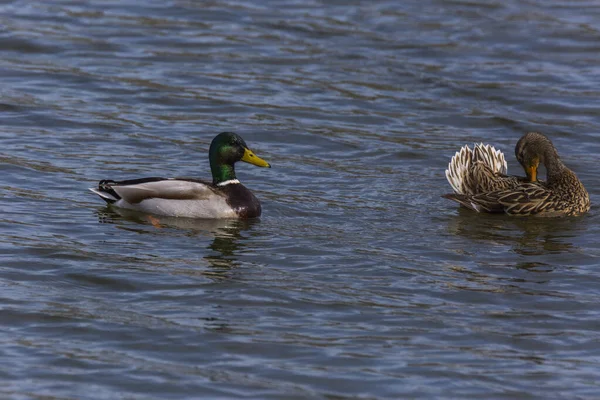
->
515 132 560 182
209 132 270 185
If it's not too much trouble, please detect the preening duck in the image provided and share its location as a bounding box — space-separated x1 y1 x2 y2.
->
89 132 271 219
443 132 590 217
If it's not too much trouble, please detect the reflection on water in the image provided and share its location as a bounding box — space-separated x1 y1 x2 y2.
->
442 208 593 296
96 207 256 281
444 207 585 257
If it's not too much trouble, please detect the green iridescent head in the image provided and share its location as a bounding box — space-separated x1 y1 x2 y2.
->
209 132 270 185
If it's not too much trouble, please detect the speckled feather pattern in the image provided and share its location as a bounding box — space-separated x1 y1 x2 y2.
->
445 143 512 196
444 133 590 217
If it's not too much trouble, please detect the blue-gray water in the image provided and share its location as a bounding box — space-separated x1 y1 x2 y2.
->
2 1 600 398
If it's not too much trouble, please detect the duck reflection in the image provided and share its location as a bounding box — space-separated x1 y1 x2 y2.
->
95 207 256 280
203 219 256 280
445 207 589 258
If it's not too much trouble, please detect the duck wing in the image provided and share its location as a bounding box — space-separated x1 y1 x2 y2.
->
496 183 554 216
90 177 218 204
446 182 552 215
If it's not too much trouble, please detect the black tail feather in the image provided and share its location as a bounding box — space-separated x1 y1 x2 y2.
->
97 180 121 203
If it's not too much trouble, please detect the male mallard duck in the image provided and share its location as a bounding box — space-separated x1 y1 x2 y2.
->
443 132 590 217
89 132 271 219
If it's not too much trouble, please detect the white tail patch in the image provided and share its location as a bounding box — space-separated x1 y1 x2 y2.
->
445 143 507 195
89 187 118 202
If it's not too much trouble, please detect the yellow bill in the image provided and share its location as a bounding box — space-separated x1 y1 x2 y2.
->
241 148 271 168
525 164 537 182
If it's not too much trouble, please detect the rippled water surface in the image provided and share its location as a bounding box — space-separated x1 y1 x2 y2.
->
2 0 600 398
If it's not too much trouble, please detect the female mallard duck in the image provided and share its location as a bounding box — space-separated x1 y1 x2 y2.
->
89 132 271 219
443 132 590 216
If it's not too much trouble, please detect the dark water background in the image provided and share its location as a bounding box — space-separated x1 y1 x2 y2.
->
2 1 600 398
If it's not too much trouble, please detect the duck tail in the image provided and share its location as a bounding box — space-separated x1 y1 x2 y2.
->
442 193 482 212
445 145 473 194
473 143 507 175
89 180 120 204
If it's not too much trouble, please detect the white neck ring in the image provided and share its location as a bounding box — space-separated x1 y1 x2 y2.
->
217 179 240 187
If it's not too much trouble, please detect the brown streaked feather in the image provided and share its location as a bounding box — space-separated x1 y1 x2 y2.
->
466 163 526 194
442 194 479 212
444 132 590 217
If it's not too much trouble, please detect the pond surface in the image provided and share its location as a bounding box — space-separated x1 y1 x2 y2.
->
2 0 600 398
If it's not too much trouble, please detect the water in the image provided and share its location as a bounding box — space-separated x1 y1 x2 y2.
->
2 0 600 398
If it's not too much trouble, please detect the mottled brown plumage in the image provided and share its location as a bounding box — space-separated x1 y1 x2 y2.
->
444 132 590 217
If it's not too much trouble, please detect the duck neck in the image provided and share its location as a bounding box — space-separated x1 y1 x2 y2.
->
211 162 237 185
543 147 565 183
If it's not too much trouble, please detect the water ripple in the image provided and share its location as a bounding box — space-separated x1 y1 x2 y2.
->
1 0 600 398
